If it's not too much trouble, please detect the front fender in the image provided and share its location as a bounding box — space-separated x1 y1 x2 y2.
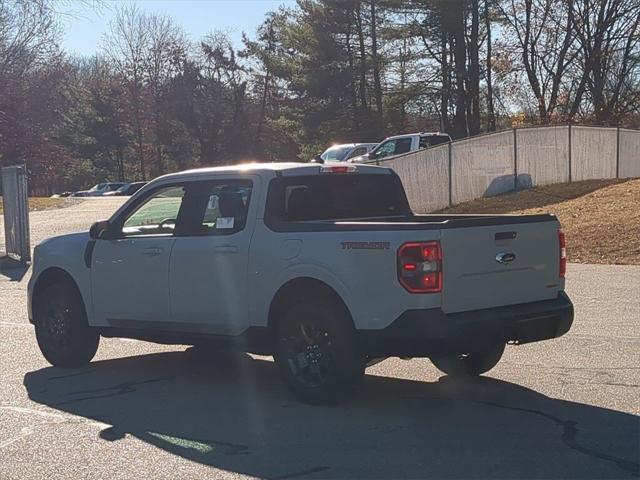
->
28 233 93 325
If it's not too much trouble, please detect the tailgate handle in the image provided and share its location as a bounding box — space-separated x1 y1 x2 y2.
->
495 231 517 241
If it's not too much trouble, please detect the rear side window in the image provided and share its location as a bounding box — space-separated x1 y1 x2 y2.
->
266 174 411 223
347 147 368 159
420 135 450 148
394 137 412 154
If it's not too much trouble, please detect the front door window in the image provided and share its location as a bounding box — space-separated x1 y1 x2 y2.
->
122 186 186 236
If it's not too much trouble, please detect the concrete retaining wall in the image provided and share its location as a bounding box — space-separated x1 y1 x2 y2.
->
451 130 514 204
516 126 569 187
378 125 639 213
619 129 640 178
571 126 617 181
385 144 450 213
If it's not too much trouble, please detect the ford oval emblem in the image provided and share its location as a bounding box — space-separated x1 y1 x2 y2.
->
496 252 516 264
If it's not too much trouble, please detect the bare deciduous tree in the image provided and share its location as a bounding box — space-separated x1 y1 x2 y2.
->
571 0 640 124
500 0 579 123
103 5 150 179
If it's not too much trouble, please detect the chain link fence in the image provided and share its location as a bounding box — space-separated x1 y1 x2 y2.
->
377 125 640 213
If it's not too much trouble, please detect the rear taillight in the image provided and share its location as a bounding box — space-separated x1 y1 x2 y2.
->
398 241 442 293
558 230 567 278
320 165 357 174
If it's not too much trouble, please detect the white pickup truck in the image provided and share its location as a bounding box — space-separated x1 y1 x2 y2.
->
28 163 573 403
349 131 452 163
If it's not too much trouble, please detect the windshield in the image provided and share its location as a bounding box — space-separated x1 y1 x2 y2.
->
89 183 106 191
320 145 353 162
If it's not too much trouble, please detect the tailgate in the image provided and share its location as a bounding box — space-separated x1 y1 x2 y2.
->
441 220 561 313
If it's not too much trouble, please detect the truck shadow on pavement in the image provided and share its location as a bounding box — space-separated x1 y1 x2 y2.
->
0 256 29 281
24 349 639 479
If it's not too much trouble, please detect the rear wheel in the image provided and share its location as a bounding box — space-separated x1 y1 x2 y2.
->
34 282 99 368
431 342 505 377
273 298 364 404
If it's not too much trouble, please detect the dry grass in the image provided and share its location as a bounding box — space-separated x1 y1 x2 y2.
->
0 197 69 215
438 179 640 265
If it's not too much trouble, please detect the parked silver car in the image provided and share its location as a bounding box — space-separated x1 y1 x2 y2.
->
71 182 125 197
319 143 378 162
102 182 147 197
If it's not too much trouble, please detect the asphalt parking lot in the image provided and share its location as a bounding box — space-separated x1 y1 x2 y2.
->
1 199 638 479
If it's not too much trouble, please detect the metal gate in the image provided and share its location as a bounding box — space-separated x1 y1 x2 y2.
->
1 165 30 262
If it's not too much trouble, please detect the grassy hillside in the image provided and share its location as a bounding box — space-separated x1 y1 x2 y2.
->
438 179 640 265
0 197 69 215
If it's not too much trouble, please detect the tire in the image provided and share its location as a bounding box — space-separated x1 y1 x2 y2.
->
273 297 364 404
34 282 99 368
431 342 505 377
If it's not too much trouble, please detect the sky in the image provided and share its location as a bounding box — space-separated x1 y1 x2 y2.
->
58 0 295 57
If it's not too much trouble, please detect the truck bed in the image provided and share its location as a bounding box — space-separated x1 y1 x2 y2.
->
267 212 563 314
268 213 557 232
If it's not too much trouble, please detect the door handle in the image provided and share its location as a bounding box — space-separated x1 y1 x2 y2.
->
142 247 163 256
213 245 238 254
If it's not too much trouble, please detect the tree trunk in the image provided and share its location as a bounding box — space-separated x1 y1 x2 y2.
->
451 1 468 138
131 85 146 181
440 30 451 133
547 0 575 119
154 106 163 175
254 70 270 154
520 0 548 123
467 0 481 135
255 21 274 155
399 34 407 131
485 0 496 131
345 28 360 130
370 0 383 133
355 2 368 111
116 145 124 182
568 73 587 120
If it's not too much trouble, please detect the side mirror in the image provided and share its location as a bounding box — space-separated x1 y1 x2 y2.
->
89 220 111 240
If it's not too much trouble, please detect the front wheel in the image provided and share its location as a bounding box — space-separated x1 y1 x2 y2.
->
273 298 364 404
431 342 505 377
34 282 99 368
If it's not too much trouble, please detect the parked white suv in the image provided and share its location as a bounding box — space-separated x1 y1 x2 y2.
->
350 132 451 163
28 163 572 403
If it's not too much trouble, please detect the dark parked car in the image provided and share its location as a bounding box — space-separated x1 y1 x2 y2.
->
103 182 147 197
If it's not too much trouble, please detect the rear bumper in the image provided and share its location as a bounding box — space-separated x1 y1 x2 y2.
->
358 292 574 357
